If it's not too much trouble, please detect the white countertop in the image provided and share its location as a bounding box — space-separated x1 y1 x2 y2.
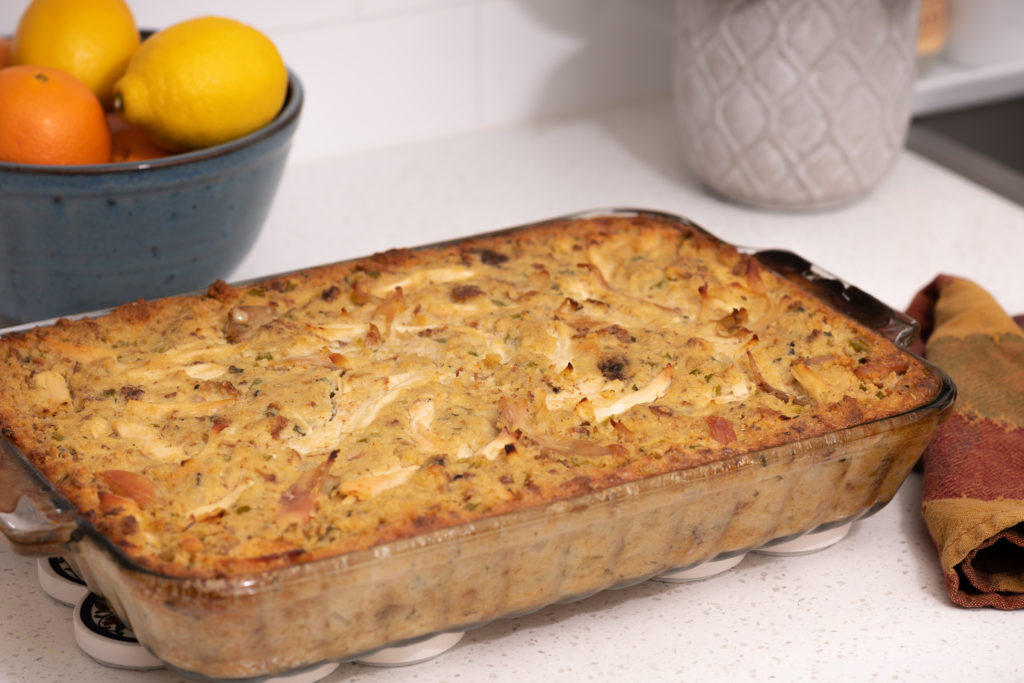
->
3 97 1024 682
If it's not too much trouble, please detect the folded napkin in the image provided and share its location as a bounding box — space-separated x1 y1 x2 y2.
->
906 275 1024 609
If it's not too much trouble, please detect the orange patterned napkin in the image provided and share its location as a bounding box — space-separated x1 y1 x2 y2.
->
906 275 1024 609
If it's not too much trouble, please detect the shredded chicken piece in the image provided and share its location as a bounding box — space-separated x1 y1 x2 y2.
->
111 420 185 461
288 372 429 455
369 267 476 298
747 296 790 335
548 321 574 372
715 308 749 337
746 350 795 404
100 470 161 509
470 429 515 461
184 363 227 381
575 262 682 316
372 286 407 334
743 257 768 297
544 376 611 412
311 322 369 343
339 465 419 500
225 305 278 342
409 398 444 451
280 451 338 521
83 416 110 438
592 365 674 422
191 481 254 521
499 396 611 458
33 370 71 408
347 372 425 433
790 361 829 404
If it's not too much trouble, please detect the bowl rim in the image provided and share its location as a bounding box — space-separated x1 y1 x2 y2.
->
0 68 304 176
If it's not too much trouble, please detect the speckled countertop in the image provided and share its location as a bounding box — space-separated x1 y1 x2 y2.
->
3 98 1023 682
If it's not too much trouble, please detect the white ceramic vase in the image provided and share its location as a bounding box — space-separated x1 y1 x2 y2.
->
674 0 919 210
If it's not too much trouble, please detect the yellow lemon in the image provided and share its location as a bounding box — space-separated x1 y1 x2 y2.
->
13 0 139 108
113 17 287 152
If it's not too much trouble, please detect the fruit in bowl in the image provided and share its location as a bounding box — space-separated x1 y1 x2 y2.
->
12 0 139 109
0 69 303 324
0 1 303 323
114 16 288 152
0 64 111 165
4 0 291 165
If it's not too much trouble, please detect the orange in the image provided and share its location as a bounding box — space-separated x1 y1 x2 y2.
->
0 38 12 69
0 64 111 165
107 113 171 163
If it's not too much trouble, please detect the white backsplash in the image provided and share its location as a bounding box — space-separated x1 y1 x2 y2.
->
0 0 674 164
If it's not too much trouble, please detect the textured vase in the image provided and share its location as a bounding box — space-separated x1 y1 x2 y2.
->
674 0 919 210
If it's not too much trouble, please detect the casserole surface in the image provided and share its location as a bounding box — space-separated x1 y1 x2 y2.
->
0 210 953 678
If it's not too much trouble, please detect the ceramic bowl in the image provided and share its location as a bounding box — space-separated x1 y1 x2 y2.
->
0 70 303 324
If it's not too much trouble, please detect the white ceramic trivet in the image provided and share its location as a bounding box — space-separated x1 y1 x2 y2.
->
264 661 341 683
356 631 465 667
37 556 89 606
754 523 853 557
73 592 164 670
654 552 747 583
39 553 441 678
74 591 342 680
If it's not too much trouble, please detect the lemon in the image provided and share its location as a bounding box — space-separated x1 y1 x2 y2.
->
13 0 139 108
113 17 288 152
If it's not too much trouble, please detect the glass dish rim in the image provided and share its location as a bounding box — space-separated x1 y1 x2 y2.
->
0 207 957 595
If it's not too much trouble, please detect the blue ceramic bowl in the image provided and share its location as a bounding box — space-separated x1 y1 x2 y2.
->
0 70 303 324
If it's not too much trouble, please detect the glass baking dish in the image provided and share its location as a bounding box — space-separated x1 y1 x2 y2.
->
0 209 955 680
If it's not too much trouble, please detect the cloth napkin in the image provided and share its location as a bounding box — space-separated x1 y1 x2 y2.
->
906 275 1024 609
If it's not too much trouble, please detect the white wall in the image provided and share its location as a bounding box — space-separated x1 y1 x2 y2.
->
0 1 676 164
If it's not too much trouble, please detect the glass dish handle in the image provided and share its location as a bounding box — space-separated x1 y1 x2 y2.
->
753 249 921 349
0 439 81 555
